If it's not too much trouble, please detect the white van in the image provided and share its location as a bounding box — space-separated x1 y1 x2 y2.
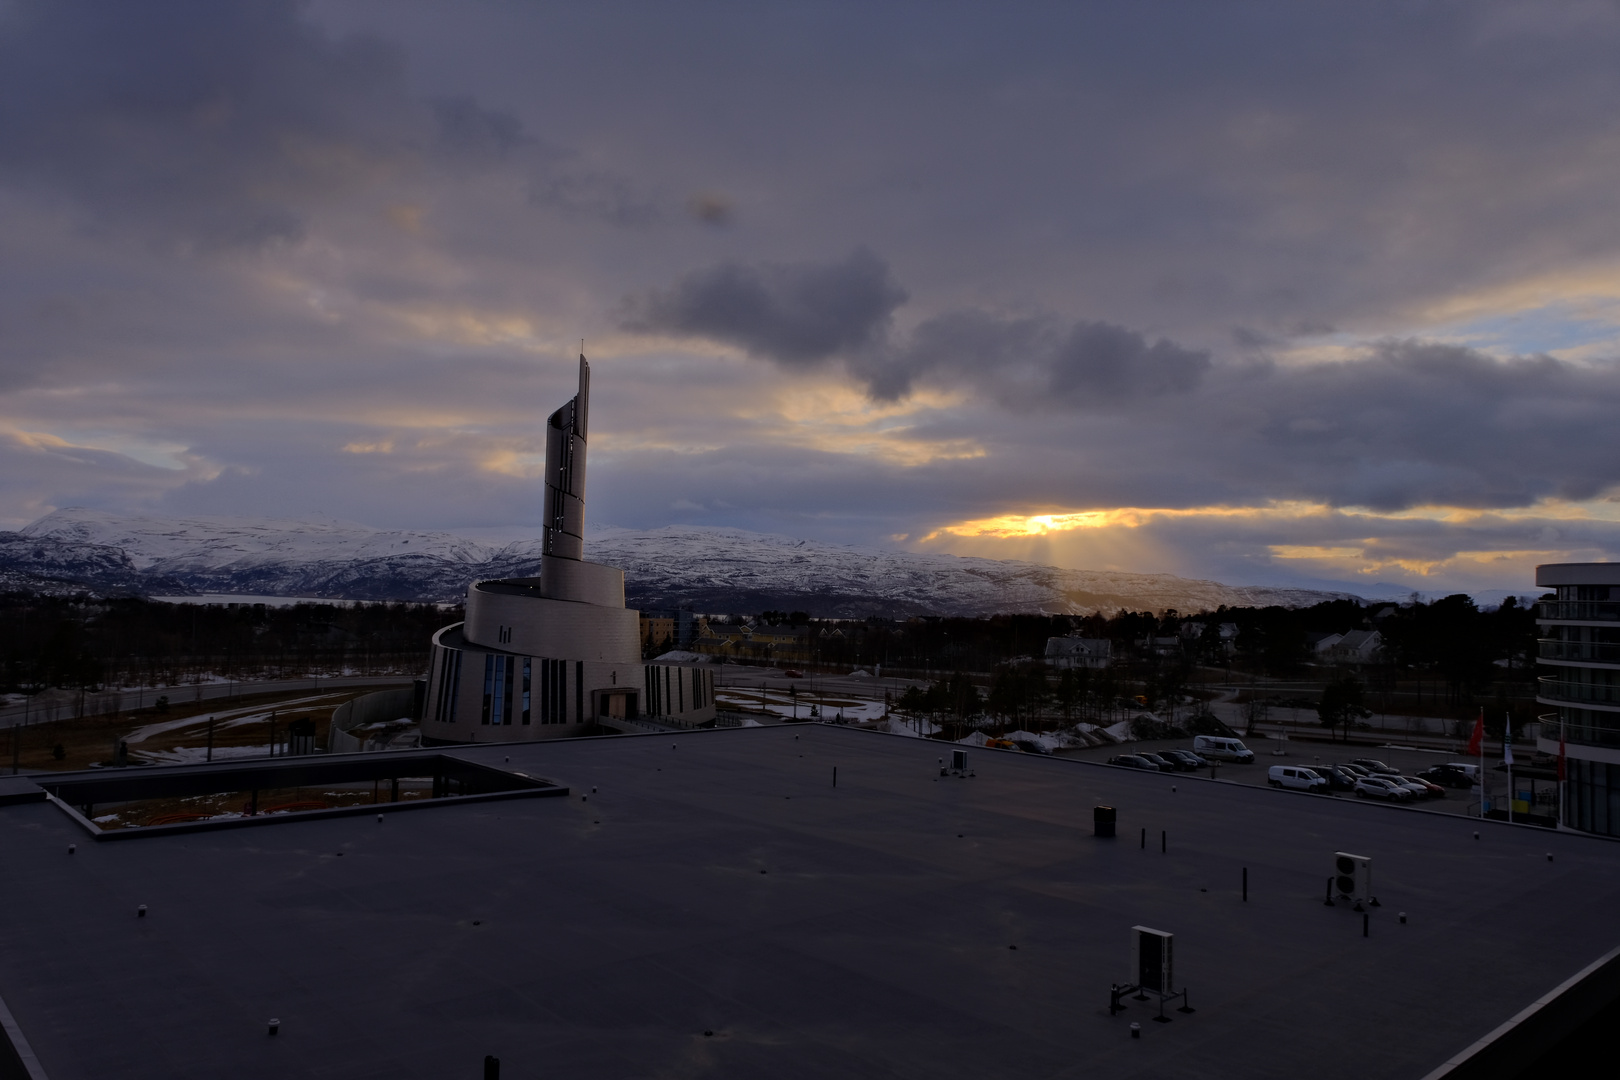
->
1268 765 1327 792
1193 735 1255 763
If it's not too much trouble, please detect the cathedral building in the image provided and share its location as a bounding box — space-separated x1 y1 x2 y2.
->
420 357 715 742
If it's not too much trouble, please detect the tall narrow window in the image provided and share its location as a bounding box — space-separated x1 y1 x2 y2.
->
489 654 506 726
576 661 584 724
433 647 454 723
433 648 448 723
522 658 532 725
481 654 495 725
503 656 516 725
450 650 463 725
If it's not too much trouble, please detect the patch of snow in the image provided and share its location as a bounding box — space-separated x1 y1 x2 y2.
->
134 744 287 764
1002 729 1064 752
885 716 940 738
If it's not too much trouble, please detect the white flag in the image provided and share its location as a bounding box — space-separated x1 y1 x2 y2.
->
1504 720 1514 767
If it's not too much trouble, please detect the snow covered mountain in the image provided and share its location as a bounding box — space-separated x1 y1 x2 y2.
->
15 508 500 602
5 507 1363 615
579 525 1362 616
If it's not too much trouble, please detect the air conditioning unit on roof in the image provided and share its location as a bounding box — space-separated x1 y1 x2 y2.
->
1333 851 1372 902
1131 926 1174 994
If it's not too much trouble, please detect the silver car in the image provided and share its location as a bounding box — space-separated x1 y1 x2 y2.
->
1354 777 1412 801
1385 775 1438 798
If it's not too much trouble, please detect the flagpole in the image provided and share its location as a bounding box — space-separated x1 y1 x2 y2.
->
1559 717 1567 829
1506 711 1514 826
1478 706 1485 819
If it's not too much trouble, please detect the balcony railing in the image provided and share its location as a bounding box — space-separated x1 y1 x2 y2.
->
1538 639 1620 664
1538 676 1620 706
1539 601 1620 622
1535 712 1620 749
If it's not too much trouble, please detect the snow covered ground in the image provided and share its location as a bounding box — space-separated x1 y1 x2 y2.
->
713 685 889 722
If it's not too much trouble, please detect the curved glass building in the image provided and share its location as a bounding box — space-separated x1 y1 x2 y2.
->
421 357 715 742
1535 562 1620 834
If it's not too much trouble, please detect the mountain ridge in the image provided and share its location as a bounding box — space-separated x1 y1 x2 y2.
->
5 507 1369 616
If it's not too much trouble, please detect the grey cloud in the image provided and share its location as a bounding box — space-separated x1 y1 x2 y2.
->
13 2 1620 595
0 0 662 244
621 248 907 365
863 309 1051 400
529 169 662 228
934 337 1620 517
1228 340 1606 511
1231 326 1277 351
431 96 529 163
627 256 1209 404
0 430 200 529
1046 321 1210 401
0 0 414 248
687 192 733 227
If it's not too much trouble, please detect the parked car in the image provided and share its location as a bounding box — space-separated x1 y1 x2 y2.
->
1417 765 1473 790
1335 762 1371 778
1311 764 1359 791
1443 762 1482 782
1108 755 1161 770
1355 777 1412 800
1137 752 1182 771
1193 735 1255 763
1390 775 1444 798
1161 749 1206 769
1268 765 1328 792
1351 758 1400 775
1375 775 1423 797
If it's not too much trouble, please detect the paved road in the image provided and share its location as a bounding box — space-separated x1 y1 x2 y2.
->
0 675 417 727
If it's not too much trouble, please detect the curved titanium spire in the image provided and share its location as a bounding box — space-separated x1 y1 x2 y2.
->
543 355 590 560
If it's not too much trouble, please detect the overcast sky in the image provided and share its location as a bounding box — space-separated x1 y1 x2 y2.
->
4 0 1620 594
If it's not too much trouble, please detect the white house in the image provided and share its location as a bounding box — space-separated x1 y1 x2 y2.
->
1044 636 1112 669
1329 629 1382 664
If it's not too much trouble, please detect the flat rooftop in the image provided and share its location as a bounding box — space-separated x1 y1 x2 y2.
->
2 725 1618 1079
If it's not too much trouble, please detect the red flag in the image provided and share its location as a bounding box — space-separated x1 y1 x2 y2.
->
1466 712 1484 756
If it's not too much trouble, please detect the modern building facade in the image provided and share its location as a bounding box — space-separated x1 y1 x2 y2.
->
1535 562 1620 835
421 357 715 742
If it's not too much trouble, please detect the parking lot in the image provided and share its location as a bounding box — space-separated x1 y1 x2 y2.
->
1055 736 1551 821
